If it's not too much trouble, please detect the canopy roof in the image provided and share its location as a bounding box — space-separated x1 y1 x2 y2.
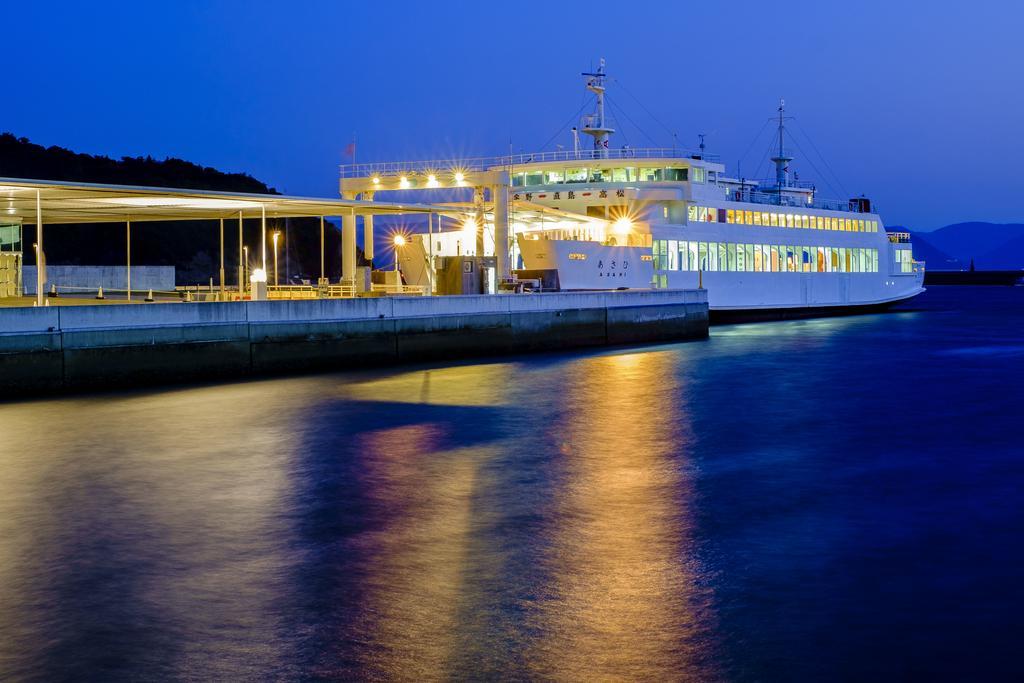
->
0 178 450 225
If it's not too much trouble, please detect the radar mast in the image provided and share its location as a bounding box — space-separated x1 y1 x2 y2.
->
581 58 615 158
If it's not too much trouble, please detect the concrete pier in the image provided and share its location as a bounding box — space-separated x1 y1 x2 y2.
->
0 289 707 396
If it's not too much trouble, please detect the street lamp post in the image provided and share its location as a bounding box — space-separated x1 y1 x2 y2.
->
243 246 249 292
272 231 280 287
393 234 406 272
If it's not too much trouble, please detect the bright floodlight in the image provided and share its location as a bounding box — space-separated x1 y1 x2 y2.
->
612 217 633 234
372 176 381 185
399 176 410 189
393 234 407 247
250 268 267 283
454 171 465 184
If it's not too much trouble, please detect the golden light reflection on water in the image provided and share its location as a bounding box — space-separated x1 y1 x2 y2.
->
340 423 491 680
526 350 716 681
341 362 515 407
0 352 717 680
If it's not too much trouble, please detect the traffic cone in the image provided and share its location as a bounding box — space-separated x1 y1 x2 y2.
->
145 289 155 302
95 287 105 300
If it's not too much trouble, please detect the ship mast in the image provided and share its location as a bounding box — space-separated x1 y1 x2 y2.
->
581 58 614 158
770 99 793 194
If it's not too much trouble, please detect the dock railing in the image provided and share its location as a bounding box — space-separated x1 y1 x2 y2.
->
370 283 426 296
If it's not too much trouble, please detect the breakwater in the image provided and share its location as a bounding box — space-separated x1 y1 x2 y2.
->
0 289 707 395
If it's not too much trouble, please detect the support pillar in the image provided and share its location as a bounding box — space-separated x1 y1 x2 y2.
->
342 193 357 283
362 191 375 265
319 216 325 282
126 219 131 301
237 212 244 296
427 212 434 296
260 205 267 273
219 218 225 298
474 186 486 256
492 183 510 280
35 190 43 307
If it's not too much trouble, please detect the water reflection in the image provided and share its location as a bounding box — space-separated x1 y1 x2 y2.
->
0 382 311 679
1 288 1019 680
527 350 716 680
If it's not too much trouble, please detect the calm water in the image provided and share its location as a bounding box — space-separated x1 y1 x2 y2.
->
1 286 1022 681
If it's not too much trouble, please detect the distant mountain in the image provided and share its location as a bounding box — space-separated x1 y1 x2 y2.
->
0 132 275 193
895 230 961 270
906 222 1024 271
976 233 1024 270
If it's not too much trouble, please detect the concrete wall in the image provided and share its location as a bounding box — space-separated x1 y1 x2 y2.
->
0 289 708 396
22 265 175 294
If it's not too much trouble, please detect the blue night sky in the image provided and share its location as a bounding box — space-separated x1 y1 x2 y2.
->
6 1 1021 230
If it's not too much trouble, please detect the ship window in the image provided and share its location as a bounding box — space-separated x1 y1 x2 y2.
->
742 210 751 225
698 242 708 271
727 243 737 271
688 242 698 271
665 168 688 181
525 172 544 185
545 170 565 184
687 205 697 222
667 240 679 270
718 243 727 271
512 173 526 187
639 167 662 182
566 168 587 182
589 169 607 182
693 167 706 183
727 209 735 224
752 212 762 226
611 168 627 182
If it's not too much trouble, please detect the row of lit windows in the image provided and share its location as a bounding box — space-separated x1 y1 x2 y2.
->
653 239 879 274
512 166 693 187
688 205 879 233
895 248 916 273
690 206 721 223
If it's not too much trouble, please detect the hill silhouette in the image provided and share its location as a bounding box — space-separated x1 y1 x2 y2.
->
908 222 1024 270
1 133 361 284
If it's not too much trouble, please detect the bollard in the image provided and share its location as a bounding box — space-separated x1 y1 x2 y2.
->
145 289 155 302
95 287 105 300
48 283 59 298
185 290 193 303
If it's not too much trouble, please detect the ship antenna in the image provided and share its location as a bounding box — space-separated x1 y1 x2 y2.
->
698 133 706 159
770 98 794 201
581 58 615 158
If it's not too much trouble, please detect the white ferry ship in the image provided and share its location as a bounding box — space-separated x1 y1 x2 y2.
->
340 60 924 320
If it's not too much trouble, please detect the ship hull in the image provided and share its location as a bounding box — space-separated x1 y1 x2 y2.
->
709 291 923 324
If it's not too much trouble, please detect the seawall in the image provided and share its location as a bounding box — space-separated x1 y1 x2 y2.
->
0 289 707 396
